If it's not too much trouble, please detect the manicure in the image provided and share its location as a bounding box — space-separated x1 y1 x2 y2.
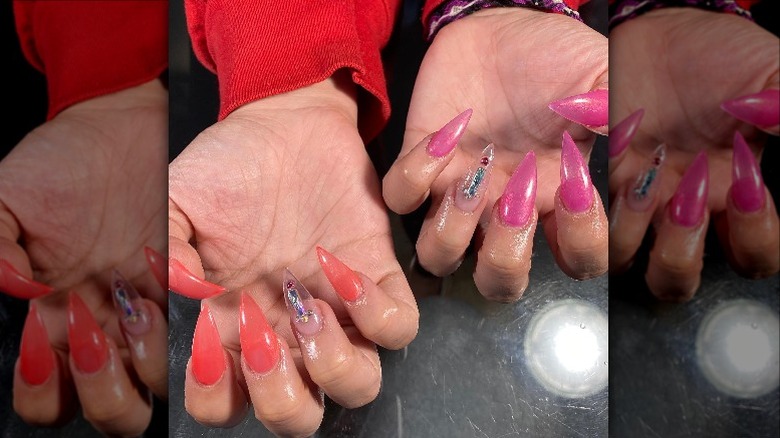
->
20 303 56 386
626 144 666 212
144 246 167 290
549 89 609 128
670 152 709 227
560 131 594 213
68 293 109 374
731 132 765 213
455 144 495 212
0 260 54 299
609 109 644 158
316 246 363 302
721 90 780 128
111 270 151 337
283 269 323 336
192 304 226 386
239 293 280 374
499 151 537 227
169 258 225 299
427 109 473 157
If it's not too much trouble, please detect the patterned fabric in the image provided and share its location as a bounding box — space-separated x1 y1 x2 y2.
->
609 0 752 29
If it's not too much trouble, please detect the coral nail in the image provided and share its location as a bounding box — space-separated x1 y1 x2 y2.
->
609 109 644 158
239 293 280 374
549 89 609 127
499 151 537 227
144 246 167 290
316 246 363 302
191 304 226 386
0 260 54 299
454 144 495 212
111 270 151 337
20 303 55 386
626 144 666 212
731 132 765 213
670 152 709 227
427 109 473 157
67 293 109 374
283 269 323 336
560 131 594 213
721 90 780 128
169 258 225 299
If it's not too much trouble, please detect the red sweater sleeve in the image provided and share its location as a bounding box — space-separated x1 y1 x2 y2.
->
13 1 168 120
185 0 400 141
422 0 587 29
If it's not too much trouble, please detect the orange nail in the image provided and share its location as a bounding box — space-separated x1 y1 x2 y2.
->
316 247 363 302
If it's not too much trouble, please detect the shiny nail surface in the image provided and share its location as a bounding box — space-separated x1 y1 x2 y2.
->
316 246 363 302
20 303 55 386
68 293 109 374
283 269 323 336
455 144 495 212
499 151 537 227
721 90 780 128
427 109 473 157
627 144 666 212
239 293 280 374
549 89 609 127
670 152 709 227
731 132 765 213
111 270 151 337
169 258 225 299
144 246 167 290
0 260 54 299
609 109 644 157
560 131 594 213
192 304 226 386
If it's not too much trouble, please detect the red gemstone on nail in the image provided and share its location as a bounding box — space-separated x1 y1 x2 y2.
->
481 157 489 166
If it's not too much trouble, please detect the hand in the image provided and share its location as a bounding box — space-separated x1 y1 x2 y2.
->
0 80 169 434
168 73 419 436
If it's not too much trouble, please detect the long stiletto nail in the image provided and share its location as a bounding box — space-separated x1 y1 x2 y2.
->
169 258 225 299
144 246 167 290
68 293 109 374
499 151 537 227
609 109 644 157
626 144 666 212
283 269 323 336
721 90 780 128
0 260 54 299
316 246 363 302
239 293 280 374
731 132 765 213
20 303 55 386
549 89 609 127
427 109 473 157
454 144 495 212
192 304 226 385
670 152 709 227
111 270 151 337
560 131 594 213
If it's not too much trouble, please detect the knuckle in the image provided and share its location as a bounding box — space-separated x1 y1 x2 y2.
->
255 399 304 429
310 354 352 390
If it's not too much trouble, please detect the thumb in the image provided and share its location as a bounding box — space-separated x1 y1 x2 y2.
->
721 70 780 136
548 70 609 137
0 198 53 299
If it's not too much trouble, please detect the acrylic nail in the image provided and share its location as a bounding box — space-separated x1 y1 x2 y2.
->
454 144 495 212
609 109 644 158
316 246 363 302
721 89 780 128
169 258 225 299
626 144 666 212
670 152 709 227
191 304 226 386
560 131 594 213
0 260 54 299
19 303 56 386
239 293 280 374
549 89 609 127
283 269 323 336
111 270 151 337
67 293 109 374
498 151 537 227
731 132 765 213
427 109 473 157
144 246 167 290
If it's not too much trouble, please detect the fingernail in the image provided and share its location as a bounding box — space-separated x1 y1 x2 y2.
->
560 131 594 213
626 144 666 212
144 246 167 290
721 90 780 128
316 246 363 302
111 270 151 337
20 303 55 386
169 258 225 299
454 144 495 212
731 132 765 213
0 260 54 299
283 269 323 336
427 109 473 157
192 304 226 386
239 293 280 374
549 89 609 127
498 151 537 227
670 152 709 227
67 293 109 374
609 109 644 157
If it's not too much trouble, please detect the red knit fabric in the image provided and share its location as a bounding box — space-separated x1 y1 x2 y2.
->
13 1 168 120
422 0 587 30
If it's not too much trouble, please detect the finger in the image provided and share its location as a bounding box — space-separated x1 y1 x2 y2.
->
185 303 248 427
474 151 538 302
608 109 644 173
721 89 780 136
646 153 709 302
0 201 53 298
283 271 381 409
383 109 472 214
240 293 324 436
316 247 419 349
67 293 151 436
416 144 495 276
549 89 609 136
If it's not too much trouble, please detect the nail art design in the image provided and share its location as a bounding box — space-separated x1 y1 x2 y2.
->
20 303 55 386
239 293 280 374
609 109 644 158
670 152 709 228
169 258 225 299
498 151 537 227
731 132 765 213
455 144 495 212
283 269 323 336
721 89 780 128
627 144 666 212
549 89 609 127
68 293 109 374
192 304 226 386
560 131 594 213
427 109 473 157
111 270 151 337
0 260 54 299
316 246 363 302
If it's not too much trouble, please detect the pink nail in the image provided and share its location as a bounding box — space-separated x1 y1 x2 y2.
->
670 152 708 227
560 132 594 213
721 90 780 128
609 109 644 157
626 144 666 212
549 89 608 127
499 151 537 227
427 109 473 157
454 144 495 212
731 132 765 213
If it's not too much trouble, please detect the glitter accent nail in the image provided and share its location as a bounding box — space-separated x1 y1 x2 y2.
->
283 269 323 336
111 270 151 337
627 144 665 212
455 144 495 212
